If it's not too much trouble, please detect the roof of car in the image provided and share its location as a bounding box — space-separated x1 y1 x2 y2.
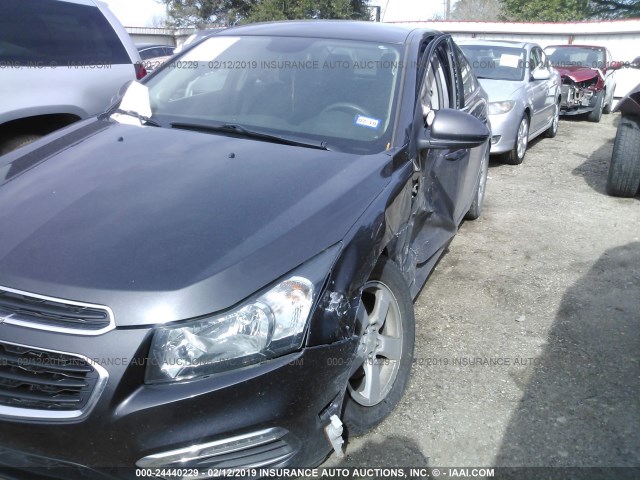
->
136 44 173 50
218 20 435 44
545 44 606 50
458 39 529 49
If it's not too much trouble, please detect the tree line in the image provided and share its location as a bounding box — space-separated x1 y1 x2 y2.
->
157 0 639 27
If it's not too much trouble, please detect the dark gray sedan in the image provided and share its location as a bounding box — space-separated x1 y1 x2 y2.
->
460 40 561 164
0 21 490 477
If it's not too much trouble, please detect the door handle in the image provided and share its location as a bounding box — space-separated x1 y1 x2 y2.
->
445 149 467 161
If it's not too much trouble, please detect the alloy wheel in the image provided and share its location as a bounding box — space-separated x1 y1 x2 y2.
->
348 281 404 407
516 116 529 160
551 103 559 134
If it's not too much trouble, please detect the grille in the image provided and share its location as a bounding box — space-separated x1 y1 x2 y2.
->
0 341 103 414
0 286 113 334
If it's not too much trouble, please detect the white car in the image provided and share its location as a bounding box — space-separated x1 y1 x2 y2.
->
0 0 144 155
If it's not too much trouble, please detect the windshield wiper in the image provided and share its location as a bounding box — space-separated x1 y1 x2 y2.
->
171 122 329 150
113 109 161 127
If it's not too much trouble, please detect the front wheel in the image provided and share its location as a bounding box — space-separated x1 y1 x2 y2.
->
588 90 604 123
500 113 529 165
465 144 489 220
343 258 415 436
545 101 560 138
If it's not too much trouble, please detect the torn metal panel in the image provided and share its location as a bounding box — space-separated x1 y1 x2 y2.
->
554 64 610 116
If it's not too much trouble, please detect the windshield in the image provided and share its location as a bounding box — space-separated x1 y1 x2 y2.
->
544 46 605 69
459 45 525 81
143 35 403 154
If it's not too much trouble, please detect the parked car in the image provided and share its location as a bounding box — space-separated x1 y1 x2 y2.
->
459 40 561 165
137 44 175 61
607 57 640 197
544 44 618 123
0 21 490 477
175 27 226 53
0 0 145 156
137 43 175 72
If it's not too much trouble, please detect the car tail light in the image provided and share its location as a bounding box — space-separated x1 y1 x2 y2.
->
134 62 147 80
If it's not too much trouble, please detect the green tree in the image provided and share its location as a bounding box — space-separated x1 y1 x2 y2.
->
588 0 640 19
501 0 590 21
158 0 256 27
451 0 503 20
244 0 371 23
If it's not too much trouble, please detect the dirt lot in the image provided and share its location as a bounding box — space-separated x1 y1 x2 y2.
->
324 112 640 470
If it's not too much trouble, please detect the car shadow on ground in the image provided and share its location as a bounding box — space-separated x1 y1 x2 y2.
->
487 133 547 169
571 138 614 195
493 242 640 472
320 435 429 477
571 115 639 199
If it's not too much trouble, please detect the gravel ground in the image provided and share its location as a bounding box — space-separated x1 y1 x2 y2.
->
323 112 640 471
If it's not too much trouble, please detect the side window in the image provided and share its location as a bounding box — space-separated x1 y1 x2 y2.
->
529 48 542 71
0 0 130 65
540 50 549 69
419 41 457 126
140 48 159 60
454 45 477 103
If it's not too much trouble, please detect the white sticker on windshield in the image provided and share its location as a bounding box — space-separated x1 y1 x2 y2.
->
499 54 521 68
354 115 381 129
182 37 240 62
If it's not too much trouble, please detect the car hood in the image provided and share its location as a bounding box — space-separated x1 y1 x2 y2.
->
0 119 391 326
554 66 600 83
477 79 523 102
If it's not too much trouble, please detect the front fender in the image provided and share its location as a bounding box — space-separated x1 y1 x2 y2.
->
305 152 414 347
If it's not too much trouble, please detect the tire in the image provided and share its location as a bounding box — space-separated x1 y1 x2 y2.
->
588 90 604 123
606 115 640 197
343 258 415 436
500 113 529 165
0 134 42 156
545 100 560 138
465 144 489 220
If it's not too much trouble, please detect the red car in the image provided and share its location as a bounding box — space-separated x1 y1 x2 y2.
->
544 44 618 122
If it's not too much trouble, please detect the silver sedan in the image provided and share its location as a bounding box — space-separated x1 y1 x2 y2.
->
459 40 561 164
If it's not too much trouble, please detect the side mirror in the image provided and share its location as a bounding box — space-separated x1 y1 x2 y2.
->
110 80 134 105
417 109 490 151
609 61 624 71
531 68 551 81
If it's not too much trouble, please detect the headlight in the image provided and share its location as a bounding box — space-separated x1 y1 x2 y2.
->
145 246 339 384
488 100 516 115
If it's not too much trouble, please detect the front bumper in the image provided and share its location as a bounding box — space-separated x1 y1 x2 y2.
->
487 110 521 154
560 84 599 115
0 323 358 479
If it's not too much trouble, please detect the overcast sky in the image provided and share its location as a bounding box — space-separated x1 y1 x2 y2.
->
101 0 167 27
100 0 443 27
